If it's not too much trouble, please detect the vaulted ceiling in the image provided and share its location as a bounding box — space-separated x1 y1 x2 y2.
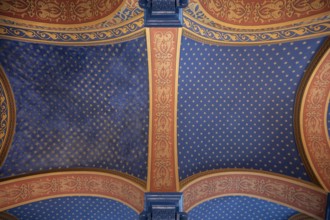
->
0 0 329 219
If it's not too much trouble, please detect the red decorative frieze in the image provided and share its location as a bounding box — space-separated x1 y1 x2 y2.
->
0 171 145 212
301 47 330 191
147 28 181 192
198 0 330 26
0 66 16 167
181 171 327 219
0 0 123 24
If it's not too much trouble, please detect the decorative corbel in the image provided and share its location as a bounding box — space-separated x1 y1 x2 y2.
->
139 0 189 27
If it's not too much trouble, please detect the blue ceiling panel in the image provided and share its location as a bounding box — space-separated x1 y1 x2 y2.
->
188 196 298 220
7 196 138 220
178 37 326 181
0 38 149 180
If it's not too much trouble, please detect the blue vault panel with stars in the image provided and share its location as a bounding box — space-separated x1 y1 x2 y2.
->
7 196 138 220
177 36 326 181
188 196 299 220
0 38 149 180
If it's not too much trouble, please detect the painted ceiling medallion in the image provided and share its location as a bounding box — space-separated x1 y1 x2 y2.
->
198 0 330 26
0 67 15 167
0 0 124 24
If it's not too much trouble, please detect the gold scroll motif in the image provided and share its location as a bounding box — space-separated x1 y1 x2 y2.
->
0 17 144 45
102 0 141 27
0 0 122 24
199 0 329 24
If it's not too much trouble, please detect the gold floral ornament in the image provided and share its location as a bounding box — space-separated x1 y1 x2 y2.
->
0 66 15 167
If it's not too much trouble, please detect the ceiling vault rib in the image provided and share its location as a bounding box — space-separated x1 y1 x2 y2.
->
0 66 16 168
180 169 328 220
0 170 146 213
146 27 182 192
294 37 330 191
0 211 18 220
